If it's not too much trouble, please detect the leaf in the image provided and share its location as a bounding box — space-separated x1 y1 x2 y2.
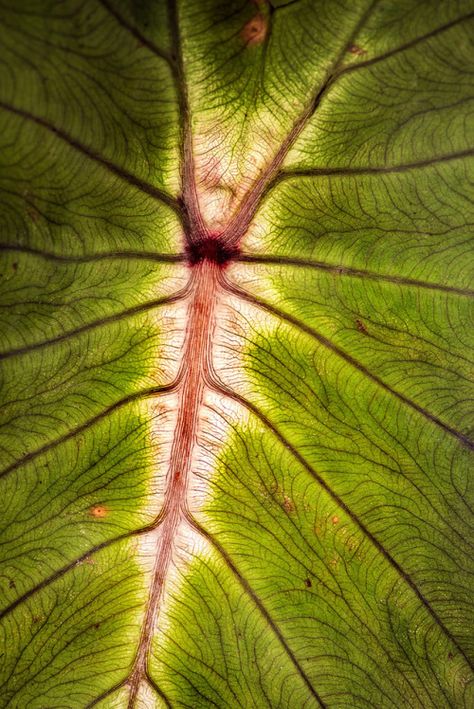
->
0 0 473 706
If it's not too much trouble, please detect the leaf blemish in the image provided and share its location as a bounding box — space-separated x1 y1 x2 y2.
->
356 319 368 334
349 44 367 56
89 504 108 519
241 12 268 46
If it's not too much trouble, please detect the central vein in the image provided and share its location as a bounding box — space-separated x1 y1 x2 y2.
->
128 260 220 705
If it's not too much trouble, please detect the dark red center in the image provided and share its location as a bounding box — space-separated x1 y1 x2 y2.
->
186 237 238 266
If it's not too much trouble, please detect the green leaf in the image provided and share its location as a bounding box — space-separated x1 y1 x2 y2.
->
1 0 473 706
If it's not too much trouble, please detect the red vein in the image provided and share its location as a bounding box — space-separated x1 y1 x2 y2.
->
236 253 474 297
0 384 177 481
336 10 474 79
275 148 474 182
125 3 385 702
186 514 327 707
125 5 219 702
0 99 181 214
0 288 189 362
167 0 206 241
127 262 221 706
223 277 474 450
206 381 474 675
219 0 380 248
0 244 185 264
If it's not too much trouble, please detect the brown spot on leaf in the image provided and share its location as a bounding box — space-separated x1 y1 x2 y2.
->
356 318 368 334
349 44 367 56
331 515 339 525
266 482 296 513
89 504 109 518
241 12 267 45
12 262 18 272
304 578 312 588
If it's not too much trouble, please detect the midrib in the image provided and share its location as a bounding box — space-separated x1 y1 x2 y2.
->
123 6 378 699
127 261 220 705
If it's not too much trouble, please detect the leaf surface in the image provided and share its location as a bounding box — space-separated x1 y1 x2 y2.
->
0 1 473 707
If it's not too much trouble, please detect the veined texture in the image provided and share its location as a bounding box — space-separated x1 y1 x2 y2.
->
0 1 473 707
